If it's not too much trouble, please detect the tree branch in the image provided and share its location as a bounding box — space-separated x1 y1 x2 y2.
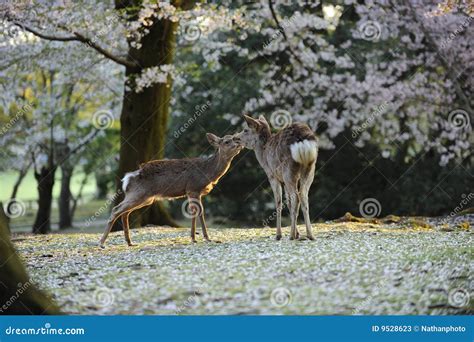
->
68 129 100 157
7 16 138 69
267 0 316 71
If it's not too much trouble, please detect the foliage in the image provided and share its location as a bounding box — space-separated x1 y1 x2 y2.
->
0 0 472 225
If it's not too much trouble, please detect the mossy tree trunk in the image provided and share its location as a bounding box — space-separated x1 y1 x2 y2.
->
0 203 9 234
0 203 60 314
111 0 196 230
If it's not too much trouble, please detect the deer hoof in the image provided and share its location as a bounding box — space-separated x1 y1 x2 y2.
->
99 243 106 249
192 239 197 243
307 235 315 241
127 243 137 247
276 235 282 241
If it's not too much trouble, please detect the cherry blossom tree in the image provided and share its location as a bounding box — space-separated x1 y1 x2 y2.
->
0 57 118 233
174 0 472 166
1 0 200 228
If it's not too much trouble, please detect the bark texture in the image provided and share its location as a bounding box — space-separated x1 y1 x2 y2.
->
111 0 196 230
0 204 60 314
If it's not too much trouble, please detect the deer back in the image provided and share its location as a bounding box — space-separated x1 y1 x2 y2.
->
260 123 317 179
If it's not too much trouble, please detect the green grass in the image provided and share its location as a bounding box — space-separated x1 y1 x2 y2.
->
0 170 96 202
1 169 99 229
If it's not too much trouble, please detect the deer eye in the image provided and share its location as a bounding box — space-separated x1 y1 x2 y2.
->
225 140 230 144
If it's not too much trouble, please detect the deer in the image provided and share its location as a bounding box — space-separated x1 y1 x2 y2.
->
234 115 318 241
99 133 243 248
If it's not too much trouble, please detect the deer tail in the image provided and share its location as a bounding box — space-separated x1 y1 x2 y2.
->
290 140 318 165
121 170 140 192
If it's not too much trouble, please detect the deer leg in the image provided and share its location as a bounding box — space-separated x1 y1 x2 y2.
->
122 198 154 247
99 202 127 248
99 196 150 248
187 196 200 243
199 214 211 241
197 200 211 241
300 165 315 240
285 184 300 240
191 216 197 243
269 178 283 240
122 212 133 246
295 194 301 239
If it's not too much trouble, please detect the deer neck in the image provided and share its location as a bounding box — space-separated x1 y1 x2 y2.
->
205 149 234 182
253 138 271 169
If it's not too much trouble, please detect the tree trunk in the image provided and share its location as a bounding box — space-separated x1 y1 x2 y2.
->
95 173 109 199
111 1 189 230
0 203 9 234
0 204 60 314
32 167 55 234
7 162 31 219
10 162 30 200
70 173 89 222
58 163 73 229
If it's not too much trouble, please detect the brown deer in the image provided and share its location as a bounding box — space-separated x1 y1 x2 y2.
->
235 115 318 240
99 133 243 248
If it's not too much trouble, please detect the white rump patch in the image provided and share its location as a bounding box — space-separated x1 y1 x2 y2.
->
122 170 140 192
290 140 317 165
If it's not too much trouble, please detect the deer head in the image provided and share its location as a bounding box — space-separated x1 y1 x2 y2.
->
234 114 271 149
206 133 243 157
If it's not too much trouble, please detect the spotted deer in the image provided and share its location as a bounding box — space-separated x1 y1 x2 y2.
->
99 133 243 248
235 115 318 240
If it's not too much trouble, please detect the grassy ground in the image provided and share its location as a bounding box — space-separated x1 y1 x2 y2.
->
2 169 100 230
12 216 473 315
9 199 110 231
0 170 96 202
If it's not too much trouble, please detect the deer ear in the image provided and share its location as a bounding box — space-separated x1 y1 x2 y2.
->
258 115 270 130
243 114 259 129
206 133 221 147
